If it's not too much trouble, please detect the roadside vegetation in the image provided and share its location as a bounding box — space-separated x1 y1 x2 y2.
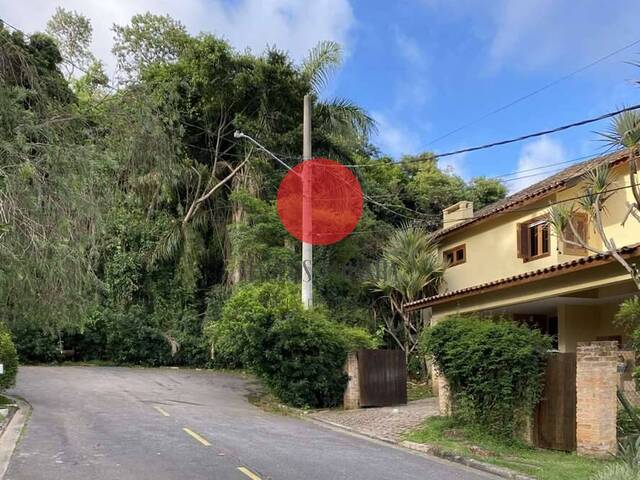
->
417 313 640 479
207 281 375 407
406 416 606 480
422 315 550 439
0 8 506 405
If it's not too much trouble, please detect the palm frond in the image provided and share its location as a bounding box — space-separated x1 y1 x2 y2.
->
548 203 573 235
301 40 342 94
366 222 445 302
315 97 377 139
151 220 183 264
578 164 614 213
598 110 640 149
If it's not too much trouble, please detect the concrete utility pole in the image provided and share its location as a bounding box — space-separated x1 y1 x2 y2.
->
301 94 313 309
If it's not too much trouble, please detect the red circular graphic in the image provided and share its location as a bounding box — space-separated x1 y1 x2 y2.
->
277 158 363 245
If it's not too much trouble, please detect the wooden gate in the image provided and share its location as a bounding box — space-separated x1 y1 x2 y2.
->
357 349 407 407
533 352 576 451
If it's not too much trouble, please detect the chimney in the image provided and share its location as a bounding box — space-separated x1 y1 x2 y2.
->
443 201 473 228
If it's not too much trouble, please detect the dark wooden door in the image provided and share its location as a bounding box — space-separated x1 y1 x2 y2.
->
533 352 577 451
357 349 407 407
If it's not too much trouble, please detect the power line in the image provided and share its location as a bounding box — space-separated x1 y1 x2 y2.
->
388 103 640 165
320 182 640 237
323 103 640 169
424 37 640 147
4 17 637 170
5 18 636 230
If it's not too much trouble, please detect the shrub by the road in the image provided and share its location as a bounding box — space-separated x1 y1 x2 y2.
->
0 323 18 390
207 281 375 408
421 315 550 439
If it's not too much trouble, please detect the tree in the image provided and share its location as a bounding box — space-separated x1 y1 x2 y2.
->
112 13 191 81
45 7 95 79
403 154 507 230
366 223 445 363
0 24 106 345
466 176 508 211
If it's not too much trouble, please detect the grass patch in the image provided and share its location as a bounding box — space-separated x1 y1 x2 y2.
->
0 394 14 406
405 416 608 480
407 381 433 402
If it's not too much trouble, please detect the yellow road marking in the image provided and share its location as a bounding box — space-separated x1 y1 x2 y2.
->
237 467 262 480
153 406 170 417
182 428 211 446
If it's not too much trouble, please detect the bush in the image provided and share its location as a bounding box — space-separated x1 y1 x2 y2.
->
0 323 18 390
207 281 376 408
9 322 60 363
618 405 640 438
421 315 551 438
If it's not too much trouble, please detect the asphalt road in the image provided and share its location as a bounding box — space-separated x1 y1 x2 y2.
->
6 366 492 480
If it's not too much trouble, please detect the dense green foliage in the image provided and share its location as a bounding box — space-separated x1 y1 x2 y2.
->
0 323 18 390
207 282 375 407
422 315 551 438
0 12 507 368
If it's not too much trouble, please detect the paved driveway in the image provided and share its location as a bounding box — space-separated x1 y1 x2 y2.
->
6 366 492 480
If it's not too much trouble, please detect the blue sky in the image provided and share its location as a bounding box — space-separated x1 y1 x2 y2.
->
3 0 640 191
337 0 640 189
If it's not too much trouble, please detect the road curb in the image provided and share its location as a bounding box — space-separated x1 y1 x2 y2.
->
0 395 31 479
309 416 534 480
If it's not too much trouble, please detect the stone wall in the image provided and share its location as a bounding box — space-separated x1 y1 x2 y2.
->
343 352 360 409
576 341 618 458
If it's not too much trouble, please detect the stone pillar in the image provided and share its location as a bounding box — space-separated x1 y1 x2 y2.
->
576 341 618 458
343 352 360 409
436 370 452 416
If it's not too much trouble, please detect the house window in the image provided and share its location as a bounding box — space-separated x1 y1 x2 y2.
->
517 217 550 262
444 244 466 266
562 212 588 256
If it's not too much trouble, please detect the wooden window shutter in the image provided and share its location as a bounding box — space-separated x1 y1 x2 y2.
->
516 223 529 258
563 213 588 256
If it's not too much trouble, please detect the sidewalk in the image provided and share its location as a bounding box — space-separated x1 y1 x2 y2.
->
309 398 438 442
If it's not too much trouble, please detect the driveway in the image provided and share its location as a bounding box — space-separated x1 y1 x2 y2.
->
6 366 492 480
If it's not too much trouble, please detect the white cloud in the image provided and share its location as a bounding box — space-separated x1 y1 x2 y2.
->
509 136 566 193
420 0 640 72
394 30 425 68
372 112 420 158
487 0 640 71
0 0 355 76
392 28 430 109
440 153 469 180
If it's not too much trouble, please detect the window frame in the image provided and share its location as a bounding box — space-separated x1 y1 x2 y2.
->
443 244 466 267
517 215 551 263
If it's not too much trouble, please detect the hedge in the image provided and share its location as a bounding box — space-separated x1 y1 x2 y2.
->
421 315 551 438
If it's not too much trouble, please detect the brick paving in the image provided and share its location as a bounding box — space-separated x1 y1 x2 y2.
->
310 398 438 442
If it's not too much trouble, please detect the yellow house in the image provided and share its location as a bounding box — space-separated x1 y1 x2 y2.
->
406 150 640 353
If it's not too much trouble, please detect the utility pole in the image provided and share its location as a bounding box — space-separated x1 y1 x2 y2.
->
301 94 313 309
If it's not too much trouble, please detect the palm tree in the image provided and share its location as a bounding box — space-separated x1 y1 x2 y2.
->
301 41 376 144
367 223 445 363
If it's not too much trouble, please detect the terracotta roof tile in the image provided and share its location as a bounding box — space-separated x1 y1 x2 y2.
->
434 150 629 239
404 243 640 311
